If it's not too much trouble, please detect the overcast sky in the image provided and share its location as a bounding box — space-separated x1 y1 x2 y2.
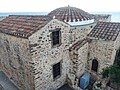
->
0 0 120 12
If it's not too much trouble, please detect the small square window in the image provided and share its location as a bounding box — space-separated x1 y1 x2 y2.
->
53 62 61 79
51 29 61 46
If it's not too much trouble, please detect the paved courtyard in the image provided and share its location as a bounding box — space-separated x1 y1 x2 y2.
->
57 84 74 90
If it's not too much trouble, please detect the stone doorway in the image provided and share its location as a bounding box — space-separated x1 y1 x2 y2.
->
91 59 98 72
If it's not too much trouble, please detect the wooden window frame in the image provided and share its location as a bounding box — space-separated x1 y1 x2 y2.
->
50 28 61 48
52 61 61 80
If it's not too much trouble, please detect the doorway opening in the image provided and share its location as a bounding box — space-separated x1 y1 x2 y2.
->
91 59 98 72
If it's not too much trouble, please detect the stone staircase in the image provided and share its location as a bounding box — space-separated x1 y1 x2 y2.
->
0 71 19 90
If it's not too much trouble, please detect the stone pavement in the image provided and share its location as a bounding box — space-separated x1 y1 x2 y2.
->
0 71 19 90
57 84 74 90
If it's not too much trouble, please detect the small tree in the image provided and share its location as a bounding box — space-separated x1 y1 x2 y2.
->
102 65 120 83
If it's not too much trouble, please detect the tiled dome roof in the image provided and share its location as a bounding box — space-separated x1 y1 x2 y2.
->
48 6 93 22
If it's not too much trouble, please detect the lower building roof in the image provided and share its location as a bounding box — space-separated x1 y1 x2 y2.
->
88 22 120 41
69 39 88 51
93 14 111 21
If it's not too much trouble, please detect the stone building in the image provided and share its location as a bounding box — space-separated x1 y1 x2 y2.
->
0 6 120 90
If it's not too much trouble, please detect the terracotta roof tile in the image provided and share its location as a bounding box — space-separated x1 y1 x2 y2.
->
48 6 93 22
69 39 88 51
88 22 120 41
0 15 52 38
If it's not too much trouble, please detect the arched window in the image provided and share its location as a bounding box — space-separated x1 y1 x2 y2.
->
91 59 98 72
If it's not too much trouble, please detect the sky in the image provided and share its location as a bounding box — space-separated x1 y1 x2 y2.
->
0 0 120 12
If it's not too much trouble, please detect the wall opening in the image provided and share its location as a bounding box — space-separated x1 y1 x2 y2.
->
51 28 61 47
53 62 61 79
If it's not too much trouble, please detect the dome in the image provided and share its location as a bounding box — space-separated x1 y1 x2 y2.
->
48 6 93 22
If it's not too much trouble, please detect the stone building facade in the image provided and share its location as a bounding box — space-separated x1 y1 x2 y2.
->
0 33 35 90
0 6 120 90
28 19 70 90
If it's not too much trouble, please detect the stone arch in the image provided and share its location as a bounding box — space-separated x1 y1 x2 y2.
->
91 59 98 72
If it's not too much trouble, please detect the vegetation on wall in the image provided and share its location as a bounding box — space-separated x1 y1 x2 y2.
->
102 64 120 83
102 49 120 84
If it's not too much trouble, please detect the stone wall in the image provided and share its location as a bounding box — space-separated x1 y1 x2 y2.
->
28 19 71 90
77 43 88 77
114 34 120 53
0 33 35 90
68 42 88 89
88 39 115 74
70 23 96 44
